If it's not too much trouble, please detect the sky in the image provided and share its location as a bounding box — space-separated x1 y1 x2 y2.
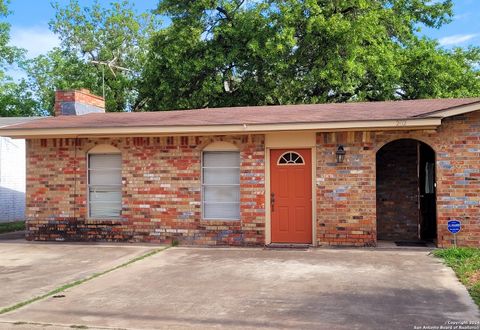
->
6 0 158 58
3 0 480 74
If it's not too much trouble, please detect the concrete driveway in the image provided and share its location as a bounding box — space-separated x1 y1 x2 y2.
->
0 246 478 330
0 238 155 310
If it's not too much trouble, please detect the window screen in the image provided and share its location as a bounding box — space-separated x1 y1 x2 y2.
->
88 154 122 218
202 151 240 220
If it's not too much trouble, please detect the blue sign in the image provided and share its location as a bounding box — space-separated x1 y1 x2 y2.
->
447 220 461 234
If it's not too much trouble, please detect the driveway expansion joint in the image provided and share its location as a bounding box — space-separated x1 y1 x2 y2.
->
0 246 168 316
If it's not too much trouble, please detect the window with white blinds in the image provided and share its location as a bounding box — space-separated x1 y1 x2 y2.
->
88 154 122 218
202 151 240 220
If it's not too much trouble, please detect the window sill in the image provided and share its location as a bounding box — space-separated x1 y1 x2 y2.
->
201 218 241 224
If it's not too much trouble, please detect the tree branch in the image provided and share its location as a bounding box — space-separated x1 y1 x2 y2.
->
216 6 230 21
395 89 407 98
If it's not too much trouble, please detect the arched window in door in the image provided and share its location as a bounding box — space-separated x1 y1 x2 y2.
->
277 151 305 165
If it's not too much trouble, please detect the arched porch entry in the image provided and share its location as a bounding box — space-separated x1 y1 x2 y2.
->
376 139 437 244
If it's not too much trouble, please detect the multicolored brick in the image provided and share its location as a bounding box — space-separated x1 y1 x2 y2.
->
26 135 265 246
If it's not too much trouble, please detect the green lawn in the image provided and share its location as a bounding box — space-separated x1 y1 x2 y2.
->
0 221 25 234
434 247 480 306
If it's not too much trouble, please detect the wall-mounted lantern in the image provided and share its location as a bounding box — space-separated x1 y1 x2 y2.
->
336 145 346 163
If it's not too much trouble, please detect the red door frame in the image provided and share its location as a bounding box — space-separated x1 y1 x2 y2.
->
270 149 313 244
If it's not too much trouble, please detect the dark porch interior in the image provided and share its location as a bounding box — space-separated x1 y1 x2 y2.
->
376 139 437 243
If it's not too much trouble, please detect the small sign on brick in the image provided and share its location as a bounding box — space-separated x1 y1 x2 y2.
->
447 220 461 247
447 220 461 234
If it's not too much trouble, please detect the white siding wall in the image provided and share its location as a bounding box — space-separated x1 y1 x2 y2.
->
0 137 25 222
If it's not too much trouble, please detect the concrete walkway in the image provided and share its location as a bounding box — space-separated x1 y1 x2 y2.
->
0 247 478 329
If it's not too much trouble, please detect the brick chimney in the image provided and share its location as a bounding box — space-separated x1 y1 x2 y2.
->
54 89 105 116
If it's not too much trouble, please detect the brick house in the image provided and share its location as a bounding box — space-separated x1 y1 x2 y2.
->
1 89 479 247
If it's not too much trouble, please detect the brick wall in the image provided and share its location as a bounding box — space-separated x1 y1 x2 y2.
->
26 135 265 245
0 137 25 222
25 112 480 247
316 132 376 246
316 111 480 248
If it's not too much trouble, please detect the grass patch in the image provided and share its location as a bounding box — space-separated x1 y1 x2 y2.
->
434 247 480 306
0 221 25 234
0 247 167 315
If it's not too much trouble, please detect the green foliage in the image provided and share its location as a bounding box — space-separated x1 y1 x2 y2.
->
0 247 167 315
399 41 480 99
434 247 480 306
0 0 24 74
0 79 42 116
0 0 38 117
25 48 100 115
26 0 160 113
139 0 480 110
3 0 480 115
0 221 25 234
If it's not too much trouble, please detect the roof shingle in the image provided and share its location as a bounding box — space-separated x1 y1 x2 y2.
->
3 98 480 131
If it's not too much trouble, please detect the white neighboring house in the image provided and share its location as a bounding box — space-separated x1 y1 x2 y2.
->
0 117 40 222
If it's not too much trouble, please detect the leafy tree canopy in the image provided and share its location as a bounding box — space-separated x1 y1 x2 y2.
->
0 0 24 75
25 0 160 114
139 0 480 110
3 0 480 116
0 0 37 117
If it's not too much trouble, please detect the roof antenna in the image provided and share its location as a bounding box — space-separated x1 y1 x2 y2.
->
90 57 132 100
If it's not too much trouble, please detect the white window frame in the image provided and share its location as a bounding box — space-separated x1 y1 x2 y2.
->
277 151 305 166
87 153 122 219
201 150 241 221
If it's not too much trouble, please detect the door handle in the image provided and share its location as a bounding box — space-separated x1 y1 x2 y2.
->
271 193 275 212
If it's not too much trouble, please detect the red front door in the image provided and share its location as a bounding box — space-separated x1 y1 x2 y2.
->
270 149 312 244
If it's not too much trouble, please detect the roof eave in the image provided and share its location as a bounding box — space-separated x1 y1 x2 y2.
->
420 102 480 118
0 118 442 138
